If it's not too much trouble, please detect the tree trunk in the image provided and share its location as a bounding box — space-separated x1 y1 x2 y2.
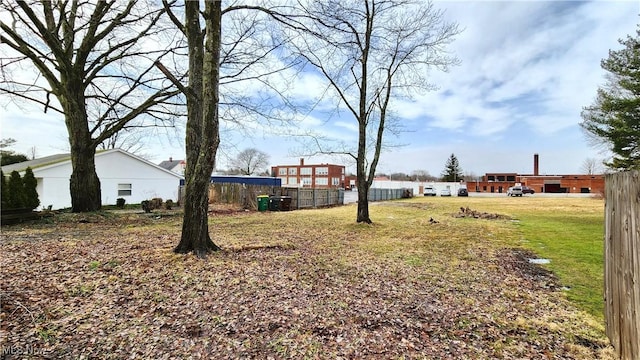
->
356 177 371 223
63 80 102 213
175 174 220 256
69 147 101 212
174 0 222 256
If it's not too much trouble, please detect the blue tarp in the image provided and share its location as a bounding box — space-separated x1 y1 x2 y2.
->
179 175 281 186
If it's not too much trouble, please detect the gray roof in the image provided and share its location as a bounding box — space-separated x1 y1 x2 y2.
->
1 153 71 173
158 159 184 170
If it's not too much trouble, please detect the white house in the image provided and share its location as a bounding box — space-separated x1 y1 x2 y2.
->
158 157 186 175
1 149 183 210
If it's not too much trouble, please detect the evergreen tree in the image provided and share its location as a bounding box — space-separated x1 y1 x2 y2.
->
1 170 7 209
7 171 25 209
581 27 640 170
441 153 463 182
22 167 40 210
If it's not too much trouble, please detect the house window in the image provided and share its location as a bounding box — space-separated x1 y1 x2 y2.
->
332 177 340 186
278 168 287 176
315 167 328 176
507 175 516 182
300 167 312 175
497 175 505 181
315 178 328 186
288 168 297 175
118 183 132 196
288 177 298 185
301 177 312 187
487 175 495 181
279 177 287 185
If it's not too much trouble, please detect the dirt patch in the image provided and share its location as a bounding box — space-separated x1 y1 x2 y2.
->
496 248 559 291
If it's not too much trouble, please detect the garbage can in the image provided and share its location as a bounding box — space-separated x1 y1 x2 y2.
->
257 195 269 212
268 196 293 211
280 196 292 211
268 196 280 211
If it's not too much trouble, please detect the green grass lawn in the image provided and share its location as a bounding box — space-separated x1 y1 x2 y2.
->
516 208 605 320
409 195 606 321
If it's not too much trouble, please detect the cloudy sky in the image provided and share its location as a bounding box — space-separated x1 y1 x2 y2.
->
2 1 639 177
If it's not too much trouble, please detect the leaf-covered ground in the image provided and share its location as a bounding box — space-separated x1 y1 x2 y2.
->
1 201 612 359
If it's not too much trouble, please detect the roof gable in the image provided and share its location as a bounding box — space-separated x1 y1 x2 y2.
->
1 149 182 179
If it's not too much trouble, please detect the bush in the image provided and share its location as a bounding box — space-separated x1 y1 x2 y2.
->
22 168 40 210
150 198 163 210
1 170 7 209
141 200 152 213
7 171 25 209
165 199 174 210
116 198 126 209
2 168 40 211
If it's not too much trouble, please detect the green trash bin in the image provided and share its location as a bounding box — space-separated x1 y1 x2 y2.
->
257 195 269 211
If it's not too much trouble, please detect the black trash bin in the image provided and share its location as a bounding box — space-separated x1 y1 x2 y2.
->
269 196 292 211
268 196 280 211
280 196 292 211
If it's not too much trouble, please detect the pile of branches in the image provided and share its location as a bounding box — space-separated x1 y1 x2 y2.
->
454 207 508 220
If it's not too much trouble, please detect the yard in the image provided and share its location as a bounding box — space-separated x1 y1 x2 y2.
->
0 196 611 359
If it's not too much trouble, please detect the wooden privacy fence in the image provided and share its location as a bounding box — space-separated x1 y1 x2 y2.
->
181 184 345 210
181 184 410 210
280 188 344 209
604 171 640 360
179 183 280 210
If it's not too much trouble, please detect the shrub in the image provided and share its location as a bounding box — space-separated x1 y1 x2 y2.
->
165 199 174 210
7 171 25 209
150 198 163 210
1 170 7 209
116 198 126 209
22 167 40 210
141 200 152 213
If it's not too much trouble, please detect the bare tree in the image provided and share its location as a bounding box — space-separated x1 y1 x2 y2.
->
411 170 438 182
0 1 181 212
97 128 154 160
229 148 270 175
278 0 460 223
157 0 303 256
581 158 603 175
157 0 223 256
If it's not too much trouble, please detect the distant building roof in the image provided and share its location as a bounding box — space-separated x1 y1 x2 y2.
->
1 153 70 173
158 159 183 169
2 149 183 179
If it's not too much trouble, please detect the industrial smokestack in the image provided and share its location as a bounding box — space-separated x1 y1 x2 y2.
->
534 153 539 176
300 158 304 166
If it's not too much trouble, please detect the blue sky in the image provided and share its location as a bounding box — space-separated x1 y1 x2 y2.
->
2 1 639 177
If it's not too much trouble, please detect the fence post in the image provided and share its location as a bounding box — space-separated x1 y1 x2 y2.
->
604 171 640 360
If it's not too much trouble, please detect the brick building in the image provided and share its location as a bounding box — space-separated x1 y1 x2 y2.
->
271 159 345 189
467 154 605 194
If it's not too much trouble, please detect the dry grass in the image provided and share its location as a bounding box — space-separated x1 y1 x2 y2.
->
0 198 613 359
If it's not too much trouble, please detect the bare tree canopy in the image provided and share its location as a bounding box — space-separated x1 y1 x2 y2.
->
580 158 604 175
0 0 182 211
276 0 461 223
229 148 270 175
